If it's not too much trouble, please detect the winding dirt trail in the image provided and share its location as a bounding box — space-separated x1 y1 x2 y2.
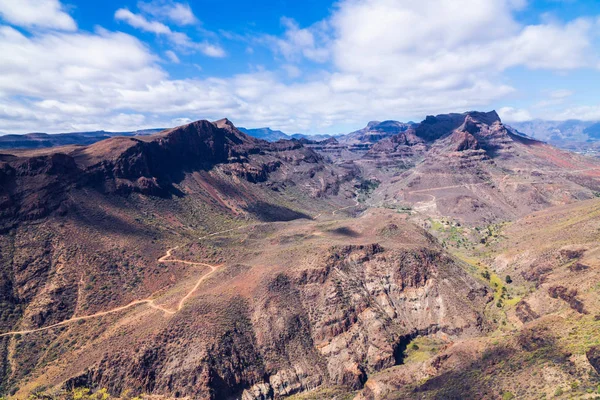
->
407 182 489 195
313 199 361 219
1 201 369 338
0 246 221 337
332 200 361 215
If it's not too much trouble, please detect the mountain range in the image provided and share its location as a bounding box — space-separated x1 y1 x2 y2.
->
0 129 164 149
510 120 600 142
5 118 600 157
1 111 600 399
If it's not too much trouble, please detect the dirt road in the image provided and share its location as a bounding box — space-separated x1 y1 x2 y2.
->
0 246 220 337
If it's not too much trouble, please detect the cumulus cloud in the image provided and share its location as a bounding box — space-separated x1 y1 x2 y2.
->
261 17 330 63
138 1 198 26
0 0 76 31
498 107 533 122
114 7 225 57
329 0 594 92
1 0 599 133
282 64 302 78
551 106 600 121
115 8 171 34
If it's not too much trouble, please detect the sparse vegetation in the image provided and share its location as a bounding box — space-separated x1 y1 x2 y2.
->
26 388 142 400
502 391 515 400
2 108 600 400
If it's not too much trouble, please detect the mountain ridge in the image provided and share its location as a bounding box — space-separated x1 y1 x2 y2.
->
3 111 600 399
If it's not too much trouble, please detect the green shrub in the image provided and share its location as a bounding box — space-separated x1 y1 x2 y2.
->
571 381 579 390
502 392 515 400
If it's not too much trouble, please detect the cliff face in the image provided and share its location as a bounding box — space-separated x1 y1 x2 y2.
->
355 111 600 224
0 119 353 230
58 217 489 399
415 111 501 142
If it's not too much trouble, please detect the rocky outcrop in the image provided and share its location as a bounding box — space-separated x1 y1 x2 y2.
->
548 286 587 314
56 242 489 400
450 131 479 152
415 111 501 142
515 301 539 324
239 244 490 399
587 346 600 374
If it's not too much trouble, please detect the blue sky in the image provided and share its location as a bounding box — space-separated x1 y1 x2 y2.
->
0 0 600 134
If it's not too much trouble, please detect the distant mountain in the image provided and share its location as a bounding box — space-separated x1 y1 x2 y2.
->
584 122 600 139
509 120 600 142
291 133 333 141
310 110 600 223
238 127 334 142
509 120 600 156
0 129 164 149
237 127 291 141
339 120 416 144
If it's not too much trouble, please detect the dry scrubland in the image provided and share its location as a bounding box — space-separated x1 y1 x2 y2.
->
1 112 600 399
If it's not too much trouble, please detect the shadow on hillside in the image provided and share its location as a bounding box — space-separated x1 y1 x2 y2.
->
329 226 360 237
243 201 311 222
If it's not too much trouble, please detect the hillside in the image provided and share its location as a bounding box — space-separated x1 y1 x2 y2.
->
355 198 600 399
2 113 600 399
346 111 600 224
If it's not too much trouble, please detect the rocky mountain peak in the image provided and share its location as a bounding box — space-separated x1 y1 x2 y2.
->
415 110 501 142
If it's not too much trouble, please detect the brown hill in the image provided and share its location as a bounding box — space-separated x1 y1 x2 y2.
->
356 198 600 399
0 186 489 398
354 111 600 224
3 112 600 400
0 118 359 231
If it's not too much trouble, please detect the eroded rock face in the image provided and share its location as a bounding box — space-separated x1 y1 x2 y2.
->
548 286 587 314
60 243 489 399
450 131 479 152
241 244 490 399
587 346 600 374
515 301 539 324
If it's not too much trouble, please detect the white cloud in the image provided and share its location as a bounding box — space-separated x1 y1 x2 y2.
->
114 8 225 57
0 0 76 31
0 0 599 134
330 0 594 89
498 107 533 122
115 8 171 34
199 43 226 58
165 50 180 63
282 64 302 78
550 89 574 99
551 106 600 121
138 1 198 26
261 17 330 63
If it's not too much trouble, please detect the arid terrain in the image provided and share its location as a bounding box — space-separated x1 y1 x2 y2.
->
1 111 600 400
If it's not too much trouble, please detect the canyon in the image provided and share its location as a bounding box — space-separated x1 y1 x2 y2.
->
1 111 600 399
